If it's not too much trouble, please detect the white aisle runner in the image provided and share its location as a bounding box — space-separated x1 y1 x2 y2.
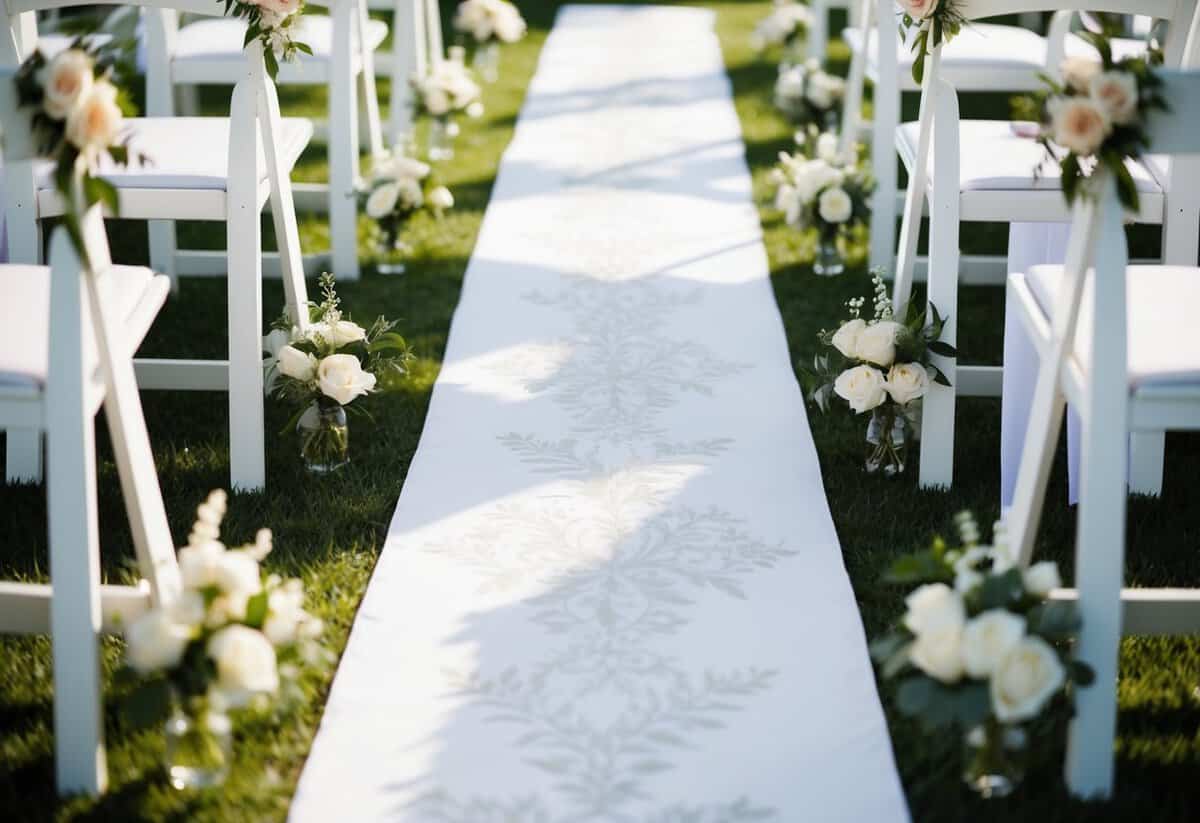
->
291 6 908 821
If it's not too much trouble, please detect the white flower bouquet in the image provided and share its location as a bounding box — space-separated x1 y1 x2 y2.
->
773 58 846 128
225 0 311 78
800 272 955 475
899 0 967 84
750 0 811 57
360 146 454 259
411 55 484 121
870 512 1093 797
119 491 326 788
12 40 144 261
1014 26 1166 213
453 0 527 45
264 273 415 472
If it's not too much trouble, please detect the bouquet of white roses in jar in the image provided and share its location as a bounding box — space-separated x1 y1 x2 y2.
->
750 0 811 65
870 511 1092 798
452 0 526 82
774 58 845 129
361 146 454 273
800 271 955 475
119 490 326 790
411 51 484 159
264 273 414 473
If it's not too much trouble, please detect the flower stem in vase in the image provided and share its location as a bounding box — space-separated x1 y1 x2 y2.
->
813 229 844 277
963 720 1027 798
297 400 350 474
164 688 231 790
474 41 500 83
428 116 456 161
375 229 411 276
865 404 907 476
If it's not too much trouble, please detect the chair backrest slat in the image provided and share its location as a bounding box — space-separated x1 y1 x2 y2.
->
957 0 1184 23
1147 70 1200 153
4 0 219 17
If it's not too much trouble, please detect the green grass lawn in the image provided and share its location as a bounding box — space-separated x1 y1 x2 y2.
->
2 2 1197 820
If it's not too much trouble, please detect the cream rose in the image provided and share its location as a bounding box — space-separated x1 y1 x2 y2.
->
492 3 526 43
1050 96 1112 157
215 550 262 599
253 0 302 17
124 608 193 674
1022 561 1062 597
817 186 852 224
1089 70 1139 125
276 344 318 381
311 319 367 348
816 131 840 163
902 582 965 636
805 73 844 110
856 320 902 367
41 48 93 121
833 364 887 414
901 0 940 20
830 318 865 359
885 362 930 406
178 539 226 591
990 636 1066 722
206 625 279 706
317 353 377 405
962 609 1026 678
396 177 424 210
365 182 400 219
910 623 965 683
1060 56 1102 93
65 78 123 154
429 185 454 213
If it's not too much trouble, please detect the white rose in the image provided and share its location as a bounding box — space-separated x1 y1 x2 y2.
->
885 362 930 406
901 0 940 20
990 636 1067 722
962 609 1026 678
1089 70 1138 125
465 101 485 119
1049 96 1112 157
206 625 279 706
365 182 400 219
1060 56 1102 93
124 608 193 674
805 73 843 110
833 364 887 414
910 623 965 683
429 185 454 213
816 131 840 163
317 353 377 405
856 320 902 367
830 318 865 359
65 78 123 154
902 582 965 636
774 66 806 102
1022 561 1062 597
311 319 367 348
493 4 526 42
262 328 290 358
262 579 309 646
379 154 430 181
396 177 425 210
178 539 226 591
424 87 451 116
215 550 262 599
41 48 93 121
817 186 852 224
775 184 803 226
276 345 318 381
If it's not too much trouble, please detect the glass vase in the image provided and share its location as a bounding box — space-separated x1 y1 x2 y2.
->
297 400 350 474
375 232 411 276
963 722 1026 798
428 116 456 161
865 404 907 476
813 233 845 277
473 41 500 83
164 691 232 790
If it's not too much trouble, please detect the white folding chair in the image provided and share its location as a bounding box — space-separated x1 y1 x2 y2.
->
2 0 313 492
0 72 182 796
885 0 1198 490
841 0 1154 276
1005 68 1200 801
150 0 387 280
368 0 444 142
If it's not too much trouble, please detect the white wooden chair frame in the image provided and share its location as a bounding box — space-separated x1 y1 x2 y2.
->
3 0 312 492
372 0 444 142
1005 69 1200 800
149 0 386 281
882 0 1198 491
806 0 858 63
841 0 1100 277
0 75 182 795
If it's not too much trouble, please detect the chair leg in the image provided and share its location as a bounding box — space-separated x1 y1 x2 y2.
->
389 0 425 143
917 205 959 490
148 220 179 294
868 4 898 273
330 0 363 281
5 428 43 484
808 0 828 62
44 229 107 796
356 1 386 158
1128 431 1164 497
226 82 267 492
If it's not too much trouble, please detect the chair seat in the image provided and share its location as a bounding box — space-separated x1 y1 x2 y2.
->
843 25 1145 90
27 117 313 193
171 15 388 84
896 119 1162 195
0 265 170 389
1022 263 1200 387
